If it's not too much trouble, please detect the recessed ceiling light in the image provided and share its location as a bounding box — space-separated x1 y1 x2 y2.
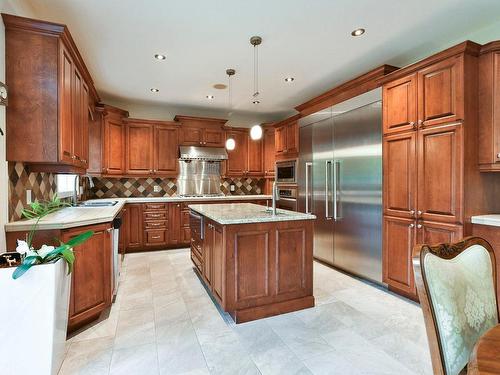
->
252 100 260 104
213 84 227 90
206 95 214 100
351 28 365 37
150 88 159 92
154 54 166 60
284 77 295 82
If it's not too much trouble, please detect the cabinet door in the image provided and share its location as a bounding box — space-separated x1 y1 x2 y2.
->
72 68 84 166
247 136 264 176
81 81 89 168
226 130 248 175
119 207 128 253
417 55 464 128
203 223 213 285
155 125 178 175
417 123 463 224
59 45 74 164
382 74 417 135
418 221 463 246
182 127 203 146
212 224 224 303
275 126 287 155
104 118 124 174
126 204 143 249
169 203 182 246
204 128 225 147
383 216 416 297
126 123 154 175
65 223 112 330
263 128 275 175
383 131 417 218
286 122 299 154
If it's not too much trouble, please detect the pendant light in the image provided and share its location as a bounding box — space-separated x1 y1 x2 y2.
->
248 37 263 140
225 68 236 151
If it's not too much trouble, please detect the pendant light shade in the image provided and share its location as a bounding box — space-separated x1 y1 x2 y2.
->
250 124 263 140
225 138 236 151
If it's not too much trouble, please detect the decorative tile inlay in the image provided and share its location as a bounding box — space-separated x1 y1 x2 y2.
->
8 162 58 222
220 177 263 195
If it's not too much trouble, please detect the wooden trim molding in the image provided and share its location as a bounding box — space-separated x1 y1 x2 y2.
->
273 114 302 128
295 64 399 116
97 103 129 118
480 40 500 54
174 115 228 125
124 118 180 127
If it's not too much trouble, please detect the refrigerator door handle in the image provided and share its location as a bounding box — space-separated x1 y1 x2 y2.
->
333 160 341 221
325 160 333 219
305 162 312 214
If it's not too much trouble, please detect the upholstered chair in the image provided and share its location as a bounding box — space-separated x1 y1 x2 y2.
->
413 237 499 375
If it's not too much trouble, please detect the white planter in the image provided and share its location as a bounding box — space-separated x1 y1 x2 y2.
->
0 259 71 375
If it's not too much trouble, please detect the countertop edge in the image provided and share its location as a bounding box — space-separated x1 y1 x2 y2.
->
471 215 500 228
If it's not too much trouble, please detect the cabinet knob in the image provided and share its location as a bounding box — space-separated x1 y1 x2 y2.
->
409 223 415 228
417 224 423 229
417 210 422 216
154 169 157 173
71 155 77 160
177 204 180 207
497 153 500 159
410 209 415 215
417 120 423 125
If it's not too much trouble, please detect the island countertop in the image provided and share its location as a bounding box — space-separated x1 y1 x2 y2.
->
188 203 316 225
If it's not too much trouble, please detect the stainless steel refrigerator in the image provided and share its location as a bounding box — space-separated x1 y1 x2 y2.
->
298 88 383 284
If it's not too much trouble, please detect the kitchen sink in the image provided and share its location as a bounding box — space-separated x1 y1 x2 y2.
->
78 200 118 207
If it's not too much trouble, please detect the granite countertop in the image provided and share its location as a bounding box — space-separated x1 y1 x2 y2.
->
471 215 500 227
5 195 272 232
188 203 316 225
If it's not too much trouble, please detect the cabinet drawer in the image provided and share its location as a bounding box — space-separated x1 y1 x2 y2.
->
144 211 167 221
191 238 202 259
191 247 202 272
145 229 167 245
144 203 168 211
182 202 191 210
144 220 167 229
182 210 190 227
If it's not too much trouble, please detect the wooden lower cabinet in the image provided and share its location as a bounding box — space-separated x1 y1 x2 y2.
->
169 203 182 246
126 204 143 250
62 223 112 332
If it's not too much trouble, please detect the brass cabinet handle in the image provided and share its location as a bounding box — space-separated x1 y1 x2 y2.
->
417 210 422 216
151 236 161 239
497 153 500 159
410 209 415 215
149 214 161 217
409 223 415 228
417 224 423 229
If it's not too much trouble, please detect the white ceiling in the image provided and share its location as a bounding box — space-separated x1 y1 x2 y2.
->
22 0 500 125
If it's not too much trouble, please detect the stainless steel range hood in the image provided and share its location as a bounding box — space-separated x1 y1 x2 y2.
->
179 146 228 160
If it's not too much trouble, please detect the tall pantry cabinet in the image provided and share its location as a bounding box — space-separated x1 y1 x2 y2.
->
381 41 500 300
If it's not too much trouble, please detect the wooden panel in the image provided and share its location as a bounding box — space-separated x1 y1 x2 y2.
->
59 45 74 163
144 211 167 221
81 81 89 168
382 74 417 135
286 122 299 154
234 231 270 301
119 207 128 254
168 203 181 245
226 130 248 175
417 123 463 224
203 222 212 285
383 216 416 296
144 220 167 229
144 229 167 246
104 118 124 174
204 128 225 147
181 210 190 226
212 224 224 302
72 67 84 166
418 221 463 246
276 228 306 294
383 131 417 218
182 227 191 244
417 55 464 127
247 137 264 176
125 123 154 175
144 203 167 211
87 107 103 174
263 128 275 175
275 126 287 155
126 204 143 249
155 125 179 174
181 127 203 146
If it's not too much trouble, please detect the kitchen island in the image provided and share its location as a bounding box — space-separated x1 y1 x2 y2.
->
189 203 316 323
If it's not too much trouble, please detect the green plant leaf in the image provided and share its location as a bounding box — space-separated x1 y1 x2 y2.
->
65 231 94 248
11 255 41 279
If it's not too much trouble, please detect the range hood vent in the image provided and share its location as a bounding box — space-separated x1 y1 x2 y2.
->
179 146 228 160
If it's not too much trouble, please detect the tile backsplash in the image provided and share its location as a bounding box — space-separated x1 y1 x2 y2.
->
8 162 58 222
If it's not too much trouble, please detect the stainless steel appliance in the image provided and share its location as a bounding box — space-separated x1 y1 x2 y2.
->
298 88 383 284
276 185 298 211
111 214 122 300
178 146 227 197
276 160 297 184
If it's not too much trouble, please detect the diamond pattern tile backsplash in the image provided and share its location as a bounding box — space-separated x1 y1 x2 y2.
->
8 162 58 222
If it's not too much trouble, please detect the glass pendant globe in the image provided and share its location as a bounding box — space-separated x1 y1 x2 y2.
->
225 138 236 150
250 124 263 140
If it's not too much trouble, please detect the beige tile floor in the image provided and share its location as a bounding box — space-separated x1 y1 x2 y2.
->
59 249 432 375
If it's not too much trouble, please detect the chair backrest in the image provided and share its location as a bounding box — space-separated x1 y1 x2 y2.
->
412 237 499 375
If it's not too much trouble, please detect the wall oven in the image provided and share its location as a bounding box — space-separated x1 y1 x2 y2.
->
276 186 298 211
275 160 297 184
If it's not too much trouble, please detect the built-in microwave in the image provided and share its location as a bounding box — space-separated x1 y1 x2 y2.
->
275 160 297 184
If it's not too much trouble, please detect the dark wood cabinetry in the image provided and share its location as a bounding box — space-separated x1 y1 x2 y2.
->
125 122 154 175
3 14 98 173
168 203 182 246
62 223 112 332
101 105 129 175
383 74 417 134
175 115 227 147
125 204 143 250
226 128 264 176
274 118 299 159
263 127 276 176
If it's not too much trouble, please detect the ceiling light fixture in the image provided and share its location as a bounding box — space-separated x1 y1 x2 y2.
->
213 83 227 90
351 28 365 37
250 124 263 140
252 100 260 105
154 54 166 60
250 36 262 104
150 88 159 92
284 77 295 82
206 95 214 99
225 68 237 151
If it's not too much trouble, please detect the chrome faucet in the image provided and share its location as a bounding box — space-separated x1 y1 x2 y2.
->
272 181 279 216
72 175 79 206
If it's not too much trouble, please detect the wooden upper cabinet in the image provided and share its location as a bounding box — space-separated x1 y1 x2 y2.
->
226 130 248 175
182 127 203 146
274 119 299 158
478 44 500 171
417 55 464 128
176 115 227 147
263 128 275 175
382 74 417 135
275 125 287 155
3 14 98 173
155 125 179 175
417 123 463 224
125 123 154 175
103 111 126 175
204 128 225 147
383 131 417 218
247 136 264 176
286 121 299 154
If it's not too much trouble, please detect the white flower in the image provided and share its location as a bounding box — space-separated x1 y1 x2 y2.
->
16 240 30 255
26 249 38 258
38 245 55 259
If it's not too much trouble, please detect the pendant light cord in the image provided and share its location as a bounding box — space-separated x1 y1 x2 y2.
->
253 44 259 97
